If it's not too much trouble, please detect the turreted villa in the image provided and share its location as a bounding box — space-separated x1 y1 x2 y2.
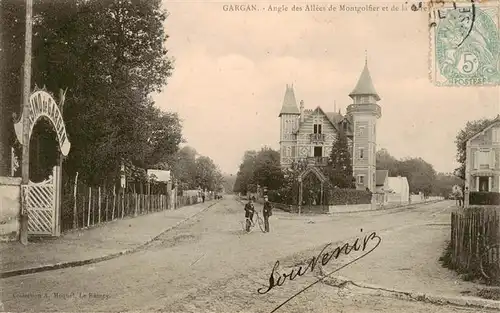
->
278 58 382 191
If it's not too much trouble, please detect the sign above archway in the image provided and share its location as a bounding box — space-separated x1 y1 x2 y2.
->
14 90 71 156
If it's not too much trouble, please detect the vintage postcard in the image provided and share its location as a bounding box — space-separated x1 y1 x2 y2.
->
0 0 499 313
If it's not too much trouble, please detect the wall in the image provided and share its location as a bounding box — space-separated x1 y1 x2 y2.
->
387 193 408 204
0 176 21 242
328 203 373 213
410 194 425 203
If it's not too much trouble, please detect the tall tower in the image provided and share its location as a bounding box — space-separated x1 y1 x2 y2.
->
346 56 381 191
279 84 300 167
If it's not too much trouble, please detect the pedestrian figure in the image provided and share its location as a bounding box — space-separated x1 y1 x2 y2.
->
244 198 255 232
262 196 273 233
452 185 463 207
202 191 205 203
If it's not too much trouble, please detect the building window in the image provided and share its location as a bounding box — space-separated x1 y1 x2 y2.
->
359 126 365 136
359 148 364 159
313 124 322 134
475 150 492 169
314 146 323 157
357 175 365 185
362 96 369 104
494 128 500 143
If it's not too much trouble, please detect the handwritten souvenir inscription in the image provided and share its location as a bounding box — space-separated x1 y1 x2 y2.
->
258 230 382 312
431 1 500 86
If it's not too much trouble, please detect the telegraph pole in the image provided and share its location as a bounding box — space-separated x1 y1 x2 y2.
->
20 0 33 245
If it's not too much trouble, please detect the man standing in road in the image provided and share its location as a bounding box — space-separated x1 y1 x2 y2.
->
263 196 273 233
244 198 255 232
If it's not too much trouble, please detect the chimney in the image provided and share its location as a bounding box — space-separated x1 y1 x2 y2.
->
300 100 304 122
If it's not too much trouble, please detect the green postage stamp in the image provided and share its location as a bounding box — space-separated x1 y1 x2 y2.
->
430 0 500 86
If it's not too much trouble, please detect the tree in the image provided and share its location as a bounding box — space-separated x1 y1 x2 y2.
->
194 156 221 191
253 147 284 191
376 149 441 196
376 148 399 175
170 146 198 191
233 150 258 194
143 107 183 169
222 173 236 194
0 0 26 175
326 130 354 188
433 173 463 197
1 0 176 185
454 118 494 179
397 157 437 195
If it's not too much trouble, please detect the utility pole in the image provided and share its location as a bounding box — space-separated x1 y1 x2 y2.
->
20 0 33 245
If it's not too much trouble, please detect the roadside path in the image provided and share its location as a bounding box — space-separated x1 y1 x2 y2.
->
0 200 217 276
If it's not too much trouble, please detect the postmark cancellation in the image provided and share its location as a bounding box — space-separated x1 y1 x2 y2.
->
430 0 500 86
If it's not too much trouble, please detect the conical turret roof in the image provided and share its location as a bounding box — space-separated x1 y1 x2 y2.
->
279 84 300 116
349 61 380 101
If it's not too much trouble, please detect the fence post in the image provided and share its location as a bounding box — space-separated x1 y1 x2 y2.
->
112 185 116 220
121 187 125 219
98 186 101 224
105 186 109 222
73 172 79 229
87 187 91 227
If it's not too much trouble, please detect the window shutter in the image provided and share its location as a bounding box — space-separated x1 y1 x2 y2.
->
491 150 495 168
473 151 478 169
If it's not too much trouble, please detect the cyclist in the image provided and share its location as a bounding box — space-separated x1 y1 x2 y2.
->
244 198 255 232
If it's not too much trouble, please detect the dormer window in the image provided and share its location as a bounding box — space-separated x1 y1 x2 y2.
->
313 124 322 134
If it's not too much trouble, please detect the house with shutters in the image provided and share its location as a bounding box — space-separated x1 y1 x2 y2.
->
278 58 382 191
464 115 500 194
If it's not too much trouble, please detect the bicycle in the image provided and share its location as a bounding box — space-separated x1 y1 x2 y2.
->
241 211 265 233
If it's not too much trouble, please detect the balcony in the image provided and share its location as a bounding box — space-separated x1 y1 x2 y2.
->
479 164 490 170
297 157 329 167
310 133 325 143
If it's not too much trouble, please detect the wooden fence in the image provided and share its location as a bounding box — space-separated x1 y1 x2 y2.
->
450 207 500 283
60 180 215 233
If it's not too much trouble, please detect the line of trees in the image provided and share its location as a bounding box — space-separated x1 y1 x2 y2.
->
233 147 283 194
232 133 462 198
1 0 224 191
376 148 461 196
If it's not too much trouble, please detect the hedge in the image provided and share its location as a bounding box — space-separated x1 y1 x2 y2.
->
325 189 372 205
469 192 500 205
268 188 372 206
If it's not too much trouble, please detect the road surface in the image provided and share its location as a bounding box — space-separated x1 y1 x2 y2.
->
1 196 497 313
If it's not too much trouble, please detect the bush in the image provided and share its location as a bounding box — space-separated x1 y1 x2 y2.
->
268 188 298 205
470 192 500 205
325 189 372 205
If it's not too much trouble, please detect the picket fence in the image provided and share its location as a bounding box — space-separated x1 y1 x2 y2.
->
61 181 212 233
450 207 500 283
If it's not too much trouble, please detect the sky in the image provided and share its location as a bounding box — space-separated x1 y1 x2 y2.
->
154 0 500 175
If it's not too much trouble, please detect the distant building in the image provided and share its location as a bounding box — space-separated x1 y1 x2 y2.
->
386 176 410 205
375 170 389 193
465 115 500 194
278 57 382 191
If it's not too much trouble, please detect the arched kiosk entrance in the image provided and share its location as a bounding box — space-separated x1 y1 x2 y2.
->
14 89 71 236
